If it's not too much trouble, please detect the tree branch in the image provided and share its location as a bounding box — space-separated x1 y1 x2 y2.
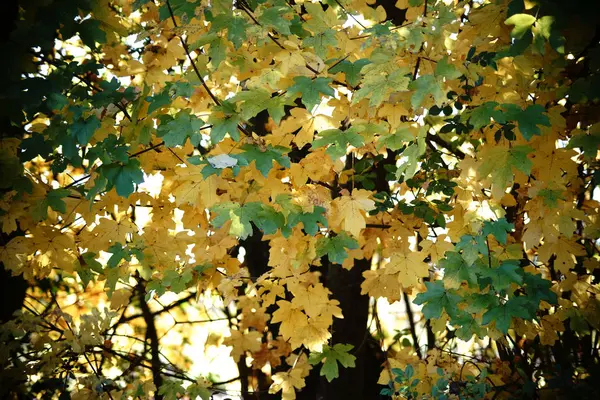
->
403 291 423 359
138 280 164 400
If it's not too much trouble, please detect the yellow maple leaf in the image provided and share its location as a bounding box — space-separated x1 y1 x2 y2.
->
269 368 306 400
331 189 376 237
275 108 334 148
420 236 454 265
172 166 219 208
384 250 429 288
291 284 343 321
79 217 138 253
538 237 586 274
295 315 332 352
361 269 402 302
271 300 309 348
223 330 262 362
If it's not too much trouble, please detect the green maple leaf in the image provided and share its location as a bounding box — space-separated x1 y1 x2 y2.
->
453 312 486 341
479 261 523 291
329 59 371 87
303 29 337 59
32 188 70 221
463 293 499 314
226 16 249 49
186 381 211 400
435 56 462 80
567 130 600 160
211 202 285 239
522 273 558 305
477 145 533 192
230 89 289 124
47 92 68 110
69 115 101 144
287 206 328 236
353 68 410 107
258 6 292 35
316 233 359 264
158 380 187 400
231 88 272 120
190 33 226 68
157 111 205 147
234 144 290 177
537 187 565 207
455 234 488 266
241 203 285 235
78 19 106 48
275 195 328 236
482 218 514 245
312 128 364 159
481 297 532 333
376 125 414 151
211 202 256 239
209 14 249 49
19 132 54 162
162 269 193 293
208 101 241 143
413 281 462 319
287 76 335 110
515 104 550 140
505 13 536 39
308 344 357 382
469 101 506 130
395 141 426 181
147 81 194 114
440 251 478 288
210 115 241 143
107 243 131 268
409 74 446 109
159 0 198 21
95 158 145 198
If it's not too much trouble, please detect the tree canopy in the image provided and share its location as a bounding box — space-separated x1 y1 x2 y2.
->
1 0 600 399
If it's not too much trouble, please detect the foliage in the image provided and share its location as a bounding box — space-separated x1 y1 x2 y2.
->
1 0 600 399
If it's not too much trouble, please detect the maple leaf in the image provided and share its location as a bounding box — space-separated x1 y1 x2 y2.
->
353 68 411 107
316 233 359 264
287 77 335 111
538 238 587 274
223 330 262 361
312 127 364 159
331 189 376 237
269 369 306 400
277 107 334 148
308 343 357 382
420 236 454 264
482 218 514 245
477 145 533 198
385 251 429 288
235 144 291 177
258 5 292 35
172 166 219 208
157 111 205 147
271 300 310 349
31 188 70 221
413 281 462 319
329 59 371 87
439 251 479 289
360 269 402 302
481 297 532 334
505 13 536 39
409 74 446 109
